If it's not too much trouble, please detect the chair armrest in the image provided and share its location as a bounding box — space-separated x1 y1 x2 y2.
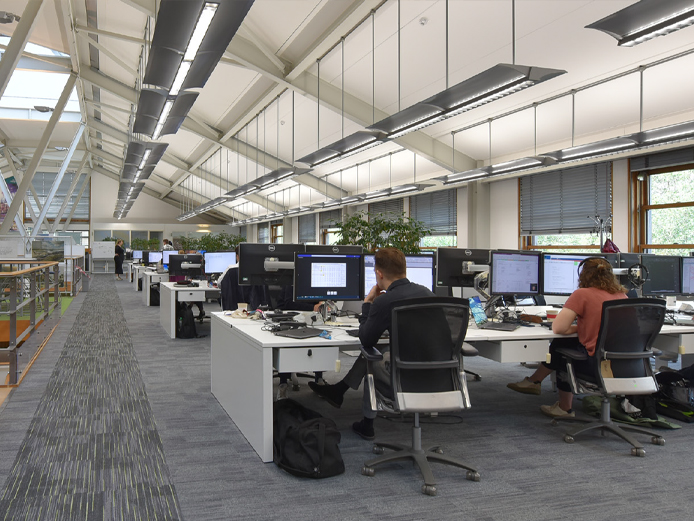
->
462 342 478 357
604 349 662 359
555 345 588 360
360 344 383 362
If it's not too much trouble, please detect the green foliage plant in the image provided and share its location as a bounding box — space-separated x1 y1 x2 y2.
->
130 238 149 250
332 211 430 254
175 232 246 252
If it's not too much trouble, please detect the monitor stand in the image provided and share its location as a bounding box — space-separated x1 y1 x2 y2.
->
322 300 337 322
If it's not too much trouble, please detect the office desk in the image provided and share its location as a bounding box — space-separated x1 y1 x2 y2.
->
142 271 169 306
132 265 154 291
159 281 220 339
210 313 361 462
465 326 561 363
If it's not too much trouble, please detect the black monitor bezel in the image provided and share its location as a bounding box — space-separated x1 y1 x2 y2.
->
293 252 364 301
435 248 490 288
489 250 542 297
305 244 364 254
238 243 306 286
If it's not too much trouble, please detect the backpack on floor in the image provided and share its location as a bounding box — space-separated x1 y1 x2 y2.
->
654 370 694 422
176 302 197 339
273 398 345 479
150 283 160 306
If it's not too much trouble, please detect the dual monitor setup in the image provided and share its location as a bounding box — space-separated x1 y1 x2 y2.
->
132 250 237 278
237 244 693 306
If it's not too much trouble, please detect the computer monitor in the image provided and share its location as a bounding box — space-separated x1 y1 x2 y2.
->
683 257 694 295
238 243 306 286
305 245 363 254
363 253 436 294
435 248 490 288
489 251 541 296
542 253 604 296
641 254 682 296
294 253 363 301
168 253 203 278
133 250 143 260
162 250 176 266
204 251 237 274
147 251 163 265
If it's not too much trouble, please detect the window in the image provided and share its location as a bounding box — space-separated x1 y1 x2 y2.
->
410 189 457 248
24 172 90 223
298 214 316 244
319 209 341 245
271 219 284 244
520 163 611 251
257 222 269 243
632 149 694 255
368 198 403 220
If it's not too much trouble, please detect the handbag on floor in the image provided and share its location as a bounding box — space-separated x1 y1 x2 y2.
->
273 398 345 479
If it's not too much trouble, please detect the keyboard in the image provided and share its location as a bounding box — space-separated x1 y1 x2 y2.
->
479 322 520 332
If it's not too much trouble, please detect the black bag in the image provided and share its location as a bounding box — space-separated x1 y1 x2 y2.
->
150 283 160 306
138 278 143 291
176 302 198 339
654 371 694 422
273 399 345 479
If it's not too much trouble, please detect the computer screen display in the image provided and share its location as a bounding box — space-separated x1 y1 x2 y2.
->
168 254 203 278
363 254 435 294
683 257 694 295
147 251 163 265
490 251 541 296
641 255 681 296
542 253 602 296
133 250 143 260
294 253 363 301
238 243 306 286
162 250 176 265
435 248 490 288
305 245 363 254
204 251 237 274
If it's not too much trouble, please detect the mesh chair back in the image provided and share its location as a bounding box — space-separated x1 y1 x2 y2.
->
390 297 469 396
594 298 665 393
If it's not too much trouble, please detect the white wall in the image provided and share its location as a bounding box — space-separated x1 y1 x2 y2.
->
488 178 519 249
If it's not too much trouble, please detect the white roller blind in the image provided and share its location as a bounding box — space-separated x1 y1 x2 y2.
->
520 162 612 235
409 189 457 235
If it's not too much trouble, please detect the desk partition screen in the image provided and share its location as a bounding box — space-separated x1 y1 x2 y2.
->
294 253 363 301
490 251 541 296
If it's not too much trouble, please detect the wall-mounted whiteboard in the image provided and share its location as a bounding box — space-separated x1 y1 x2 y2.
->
92 241 116 259
0 238 26 258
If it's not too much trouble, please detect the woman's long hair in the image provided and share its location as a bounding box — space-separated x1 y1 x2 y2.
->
578 257 626 294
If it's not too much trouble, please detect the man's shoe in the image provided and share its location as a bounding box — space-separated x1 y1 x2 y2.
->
507 377 541 395
352 420 375 441
276 383 288 401
197 310 206 320
308 381 343 408
540 401 575 418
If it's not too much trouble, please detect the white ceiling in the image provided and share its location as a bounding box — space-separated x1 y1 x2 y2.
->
1 0 694 224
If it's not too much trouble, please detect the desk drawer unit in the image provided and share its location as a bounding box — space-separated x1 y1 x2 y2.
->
273 346 339 373
177 290 205 302
473 339 550 364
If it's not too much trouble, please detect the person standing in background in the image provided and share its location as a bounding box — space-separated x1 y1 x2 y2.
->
162 239 174 251
114 239 125 281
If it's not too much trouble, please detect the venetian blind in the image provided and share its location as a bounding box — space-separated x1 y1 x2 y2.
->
409 189 457 235
298 214 316 243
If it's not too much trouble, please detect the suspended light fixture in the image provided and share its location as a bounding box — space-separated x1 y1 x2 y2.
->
587 0 694 47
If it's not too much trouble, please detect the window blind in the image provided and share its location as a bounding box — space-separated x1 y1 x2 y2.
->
368 198 403 220
298 214 316 243
319 209 341 230
257 222 269 243
520 162 612 235
409 189 457 235
630 147 694 172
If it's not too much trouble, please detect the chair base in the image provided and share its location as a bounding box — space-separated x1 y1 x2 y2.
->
362 420 479 495
552 397 664 455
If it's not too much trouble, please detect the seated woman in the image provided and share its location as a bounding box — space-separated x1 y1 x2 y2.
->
507 257 628 418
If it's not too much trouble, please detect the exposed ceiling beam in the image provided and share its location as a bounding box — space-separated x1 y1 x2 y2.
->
117 0 156 17
80 67 138 105
75 31 139 77
73 24 146 46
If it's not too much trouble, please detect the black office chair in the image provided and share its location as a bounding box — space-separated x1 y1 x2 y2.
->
552 298 666 456
359 296 480 496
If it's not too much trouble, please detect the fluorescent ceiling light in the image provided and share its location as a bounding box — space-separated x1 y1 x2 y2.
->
170 61 192 96
389 184 419 195
152 100 174 140
138 149 151 170
587 0 694 47
185 4 218 60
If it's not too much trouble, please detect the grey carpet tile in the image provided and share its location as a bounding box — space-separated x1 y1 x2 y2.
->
4 276 694 520
0 275 183 521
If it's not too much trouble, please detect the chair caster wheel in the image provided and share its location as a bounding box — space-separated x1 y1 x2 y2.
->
361 466 375 477
422 485 437 496
432 447 443 454
563 435 574 444
474 375 482 381
372 445 385 455
466 471 480 482
631 447 646 457
292 384 300 392
651 436 664 446
551 419 558 426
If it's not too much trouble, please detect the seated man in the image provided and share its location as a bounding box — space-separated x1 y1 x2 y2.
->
308 247 434 440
